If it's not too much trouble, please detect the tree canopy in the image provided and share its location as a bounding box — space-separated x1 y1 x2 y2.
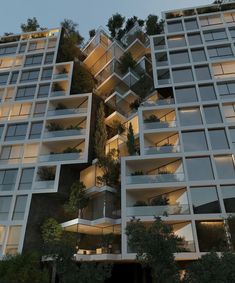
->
21 17 42 32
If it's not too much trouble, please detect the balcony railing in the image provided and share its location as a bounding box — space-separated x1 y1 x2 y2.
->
33 180 55 190
126 173 185 185
38 152 83 163
144 145 180 155
143 120 177 130
50 91 66 97
47 107 87 117
126 204 189 217
53 73 69 80
44 129 86 139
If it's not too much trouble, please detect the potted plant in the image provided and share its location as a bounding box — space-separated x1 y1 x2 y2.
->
131 170 144 176
62 147 82 154
144 114 160 123
37 167 55 181
150 195 169 206
46 122 64 132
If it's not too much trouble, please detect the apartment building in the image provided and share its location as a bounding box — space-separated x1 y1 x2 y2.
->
0 28 92 256
1 0 235 269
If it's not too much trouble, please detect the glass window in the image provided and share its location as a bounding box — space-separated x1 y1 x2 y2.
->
214 155 235 179
221 185 235 213
229 127 235 146
18 168 34 190
209 129 229 150
0 73 9 85
204 30 227 42
190 186 220 214
188 33 202 45
199 84 216 101
229 27 235 39
5 123 27 141
0 196 12 220
204 105 222 124
175 86 198 103
19 43 26 53
167 36 186 48
196 221 227 252
167 21 183 33
200 15 222 27
170 51 190 65
182 131 208 152
178 108 202 126
217 82 235 98
0 45 17 55
24 54 43 66
37 84 50 98
41 68 52 80
15 85 36 100
208 46 233 60
5 225 22 254
33 102 46 117
20 69 39 83
172 68 193 83
44 53 54 64
12 195 27 220
29 122 43 139
185 19 198 30
195 66 211 81
186 157 214 180
10 71 19 84
223 104 235 122
191 49 206 62
0 169 17 191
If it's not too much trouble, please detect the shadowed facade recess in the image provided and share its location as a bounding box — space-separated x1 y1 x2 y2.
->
1 0 235 267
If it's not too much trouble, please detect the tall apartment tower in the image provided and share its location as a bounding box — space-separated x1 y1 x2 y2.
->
1 0 235 270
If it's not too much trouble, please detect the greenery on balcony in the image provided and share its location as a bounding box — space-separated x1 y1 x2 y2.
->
131 74 154 100
62 147 82 154
144 114 160 123
55 103 67 110
46 122 64 132
131 170 144 176
37 167 55 181
52 83 64 92
127 122 136 155
21 17 45 32
118 52 137 74
108 120 126 137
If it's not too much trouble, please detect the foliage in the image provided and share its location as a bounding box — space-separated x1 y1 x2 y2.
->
150 195 169 206
89 29 96 38
127 122 136 155
21 17 41 32
124 16 144 32
129 99 140 110
70 62 95 94
126 217 183 283
94 102 107 159
52 83 64 92
46 122 64 132
107 13 125 38
97 149 120 188
144 114 160 123
55 103 67 110
41 218 63 244
0 252 49 283
62 147 82 154
37 167 55 181
109 120 126 136
118 52 136 74
131 170 144 176
227 216 235 250
183 252 235 283
134 200 147 207
57 19 84 62
64 181 89 217
145 14 164 35
131 75 153 99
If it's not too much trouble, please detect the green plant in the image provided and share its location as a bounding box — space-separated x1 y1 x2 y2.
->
89 29 96 38
55 103 67 110
52 83 64 92
150 195 169 206
110 120 126 136
134 200 147 207
131 171 144 176
118 52 136 74
66 125 83 130
107 13 125 38
58 67 68 75
144 114 160 123
62 147 82 153
131 74 153 99
129 99 140 110
41 218 63 244
46 122 64 132
94 102 107 159
21 17 41 32
37 167 55 181
145 14 164 35
126 122 136 155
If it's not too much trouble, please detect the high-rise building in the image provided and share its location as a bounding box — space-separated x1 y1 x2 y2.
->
1 0 235 270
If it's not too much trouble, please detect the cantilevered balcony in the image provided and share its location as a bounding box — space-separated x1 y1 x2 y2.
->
126 158 185 186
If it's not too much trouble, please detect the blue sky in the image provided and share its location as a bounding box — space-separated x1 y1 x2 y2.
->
2 0 210 39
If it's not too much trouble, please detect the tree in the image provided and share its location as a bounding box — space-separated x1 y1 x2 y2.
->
57 19 84 62
145 14 164 35
70 62 95 94
126 217 183 283
21 17 41 32
41 218 63 244
118 52 136 74
107 13 125 38
0 252 49 283
126 122 136 155
89 29 96 38
183 252 235 283
94 102 107 159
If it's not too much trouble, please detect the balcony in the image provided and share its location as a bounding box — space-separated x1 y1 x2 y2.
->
126 204 189 217
47 107 87 117
143 110 176 130
44 128 85 139
144 144 180 155
144 120 177 130
33 180 55 190
126 172 185 185
39 152 82 163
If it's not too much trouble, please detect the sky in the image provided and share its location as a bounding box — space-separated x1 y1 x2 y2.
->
2 0 211 39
